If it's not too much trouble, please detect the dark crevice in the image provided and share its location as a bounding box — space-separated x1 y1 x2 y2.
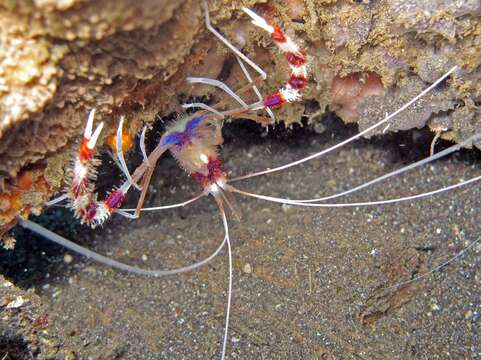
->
0 329 35 360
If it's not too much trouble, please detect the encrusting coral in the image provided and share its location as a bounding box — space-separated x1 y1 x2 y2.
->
1 0 480 244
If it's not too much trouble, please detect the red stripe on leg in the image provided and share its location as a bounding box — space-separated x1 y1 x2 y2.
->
285 50 306 67
263 92 286 109
84 201 97 221
72 182 85 198
79 138 93 161
271 26 287 43
104 190 125 211
288 75 308 90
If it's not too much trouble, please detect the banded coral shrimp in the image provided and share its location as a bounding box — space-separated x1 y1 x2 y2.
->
4 3 481 360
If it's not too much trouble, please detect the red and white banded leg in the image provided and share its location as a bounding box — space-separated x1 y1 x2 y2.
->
201 0 276 124
67 109 135 227
242 7 309 110
70 108 104 201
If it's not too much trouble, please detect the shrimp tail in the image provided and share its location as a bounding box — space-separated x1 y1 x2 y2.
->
216 185 242 222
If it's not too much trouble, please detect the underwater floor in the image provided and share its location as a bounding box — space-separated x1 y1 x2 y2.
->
2 122 480 359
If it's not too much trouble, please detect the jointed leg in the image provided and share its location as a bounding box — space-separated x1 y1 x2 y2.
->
116 116 142 191
113 164 156 220
236 55 276 124
187 77 249 109
188 74 265 121
203 0 266 80
182 103 225 119
134 164 156 217
115 209 140 219
185 75 273 127
140 126 151 167
193 1 275 126
120 192 205 212
216 75 266 107
197 2 310 125
234 113 272 126
126 126 160 219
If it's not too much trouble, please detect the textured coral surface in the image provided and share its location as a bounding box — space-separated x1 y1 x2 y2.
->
1 0 480 235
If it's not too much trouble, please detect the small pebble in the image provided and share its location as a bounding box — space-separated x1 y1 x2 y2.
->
6 296 25 309
63 254 73 264
64 351 76 360
82 266 97 275
39 335 59 347
313 121 326 134
282 203 294 214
